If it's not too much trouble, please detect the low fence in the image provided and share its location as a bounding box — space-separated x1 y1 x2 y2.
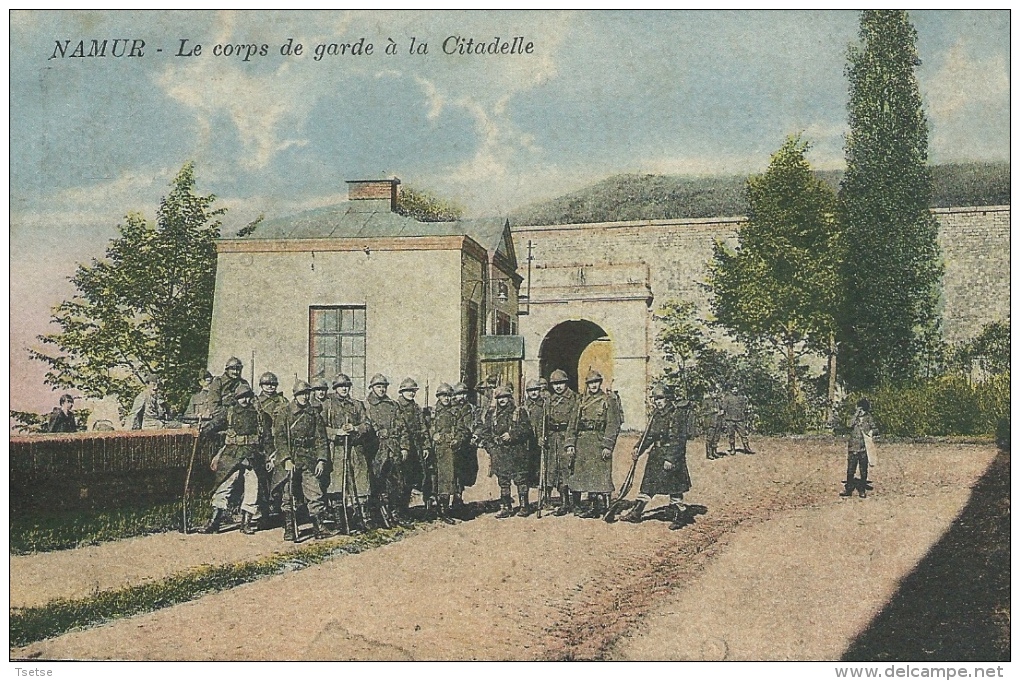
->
10 429 219 516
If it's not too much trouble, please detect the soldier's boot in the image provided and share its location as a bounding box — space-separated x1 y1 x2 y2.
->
515 489 532 517
200 508 226 534
668 504 687 531
621 499 647 524
311 514 335 540
495 495 514 519
554 486 572 516
282 511 297 542
741 438 754 454
579 495 602 519
572 492 586 517
437 497 456 525
240 511 257 535
839 480 854 497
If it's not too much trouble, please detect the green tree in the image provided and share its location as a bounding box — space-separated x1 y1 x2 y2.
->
394 185 464 222
653 299 709 398
838 10 942 390
706 135 839 406
29 163 225 413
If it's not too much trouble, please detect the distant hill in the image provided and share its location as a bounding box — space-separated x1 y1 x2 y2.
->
512 162 1009 226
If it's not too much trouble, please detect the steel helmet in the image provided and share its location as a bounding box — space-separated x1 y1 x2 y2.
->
549 369 569 384
332 373 353 388
436 382 454 397
369 374 389 388
225 357 244 370
399 377 419 392
259 371 279 386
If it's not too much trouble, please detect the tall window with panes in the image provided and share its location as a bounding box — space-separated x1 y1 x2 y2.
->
309 306 366 395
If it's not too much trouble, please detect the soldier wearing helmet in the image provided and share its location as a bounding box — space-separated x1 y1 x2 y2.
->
208 356 253 417
253 371 288 518
200 383 270 535
394 378 432 520
309 376 330 414
546 368 580 515
565 369 622 518
450 381 480 511
270 379 334 541
364 373 411 528
430 382 471 522
623 384 694 530
479 384 535 518
522 379 548 510
324 373 373 533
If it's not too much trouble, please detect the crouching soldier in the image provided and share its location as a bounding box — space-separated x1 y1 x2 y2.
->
430 383 472 522
271 380 334 541
201 383 269 535
623 385 694 530
482 385 535 518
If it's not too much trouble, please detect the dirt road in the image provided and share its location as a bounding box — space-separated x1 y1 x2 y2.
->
11 437 1000 660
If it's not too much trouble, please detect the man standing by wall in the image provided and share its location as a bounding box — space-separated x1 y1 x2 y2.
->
45 394 78 433
566 370 622 518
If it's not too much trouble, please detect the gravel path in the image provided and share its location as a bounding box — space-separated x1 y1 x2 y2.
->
11 437 998 660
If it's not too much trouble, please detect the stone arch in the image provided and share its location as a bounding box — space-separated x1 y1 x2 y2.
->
538 320 614 392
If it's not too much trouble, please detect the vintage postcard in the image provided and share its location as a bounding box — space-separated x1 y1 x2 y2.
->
8 10 1010 668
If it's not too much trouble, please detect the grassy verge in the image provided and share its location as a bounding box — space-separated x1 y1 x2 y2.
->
10 527 410 650
11 499 213 555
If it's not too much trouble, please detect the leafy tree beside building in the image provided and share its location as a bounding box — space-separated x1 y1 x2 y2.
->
29 163 224 413
838 9 943 390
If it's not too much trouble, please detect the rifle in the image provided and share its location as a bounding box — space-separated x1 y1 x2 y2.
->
181 416 204 533
344 433 367 531
337 429 351 535
536 399 548 519
284 410 300 542
604 414 654 522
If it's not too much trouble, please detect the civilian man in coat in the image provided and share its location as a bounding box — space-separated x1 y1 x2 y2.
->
271 380 333 541
364 374 411 527
566 370 622 518
623 385 694 530
324 373 373 531
841 398 878 499
546 369 579 515
46 394 78 433
184 371 214 422
480 384 535 518
127 372 170 430
201 383 269 535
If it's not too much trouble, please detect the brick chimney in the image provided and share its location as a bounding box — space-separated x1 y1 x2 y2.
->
346 178 401 212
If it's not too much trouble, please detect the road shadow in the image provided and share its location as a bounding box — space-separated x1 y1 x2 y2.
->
841 449 1010 662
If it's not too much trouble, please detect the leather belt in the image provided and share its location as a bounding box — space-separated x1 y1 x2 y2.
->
225 434 259 446
548 423 569 432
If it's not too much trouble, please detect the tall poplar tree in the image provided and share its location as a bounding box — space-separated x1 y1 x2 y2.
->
838 10 942 390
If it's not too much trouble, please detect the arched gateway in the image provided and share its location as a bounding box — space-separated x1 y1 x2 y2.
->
538 320 614 392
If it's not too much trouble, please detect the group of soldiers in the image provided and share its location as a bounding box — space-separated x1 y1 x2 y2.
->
183 356 759 542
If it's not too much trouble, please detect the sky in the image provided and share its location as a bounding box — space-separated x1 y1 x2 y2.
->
8 10 1011 412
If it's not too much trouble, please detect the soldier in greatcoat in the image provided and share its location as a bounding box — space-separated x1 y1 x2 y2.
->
323 373 374 530
430 383 471 522
451 382 480 511
522 379 548 508
480 385 535 518
700 386 724 460
623 385 694 530
207 357 253 416
395 377 431 518
546 369 579 515
254 371 288 517
364 374 411 527
566 370 622 518
271 380 333 541
309 377 330 414
201 383 270 535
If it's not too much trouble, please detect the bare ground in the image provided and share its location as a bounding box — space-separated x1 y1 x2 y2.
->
10 437 1003 661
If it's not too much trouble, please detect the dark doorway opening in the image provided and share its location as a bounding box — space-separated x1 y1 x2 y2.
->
538 320 612 392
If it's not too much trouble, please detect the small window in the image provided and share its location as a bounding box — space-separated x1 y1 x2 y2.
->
310 306 366 394
495 311 513 336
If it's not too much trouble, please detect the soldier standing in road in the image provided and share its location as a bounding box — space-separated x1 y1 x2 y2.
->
841 399 878 499
208 357 253 416
481 385 535 518
451 382 480 512
622 385 694 530
201 384 270 535
364 374 411 527
271 380 333 541
395 378 431 519
522 379 548 510
184 371 214 422
430 383 471 522
700 386 724 460
323 373 374 531
566 370 622 518
545 369 579 515
721 386 754 455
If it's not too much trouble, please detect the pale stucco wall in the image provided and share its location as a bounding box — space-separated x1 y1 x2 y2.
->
208 247 464 399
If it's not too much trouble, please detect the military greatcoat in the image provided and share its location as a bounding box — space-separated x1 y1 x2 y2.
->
481 400 534 485
210 402 270 487
522 395 547 488
364 392 411 496
636 402 692 497
544 389 578 487
272 400 330 516
567 390 622 493
452 402 480 488
323 394 373 498
431 402 472 496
